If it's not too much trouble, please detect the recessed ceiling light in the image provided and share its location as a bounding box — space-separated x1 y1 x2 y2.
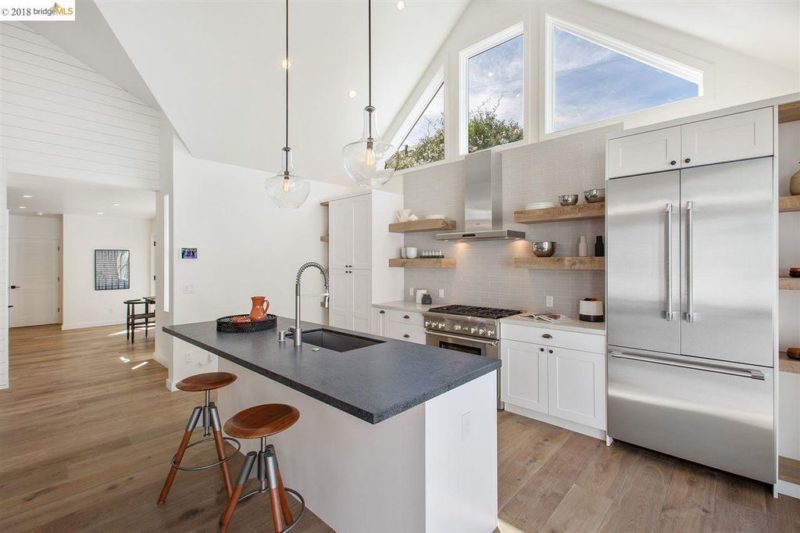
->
487 72 494 78
36 212 43 216
348 90 357 98
22 194 33 198
18 206 26 209
396 0 405 10
281 58 291 70
97 211 104 216
113 202 121 207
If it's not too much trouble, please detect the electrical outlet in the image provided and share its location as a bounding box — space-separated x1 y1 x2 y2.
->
439 288 445 299
185 352 192 364
409 287 414 297
546 296 554 308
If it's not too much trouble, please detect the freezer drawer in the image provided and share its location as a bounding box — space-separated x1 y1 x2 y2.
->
608 346 775 483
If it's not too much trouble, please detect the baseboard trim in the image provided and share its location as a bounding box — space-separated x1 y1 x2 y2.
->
777 480 800 499
61 320 126 331
504 404 606 441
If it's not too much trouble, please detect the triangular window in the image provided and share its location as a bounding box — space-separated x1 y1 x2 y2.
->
389 83 445 170
548 20 702 132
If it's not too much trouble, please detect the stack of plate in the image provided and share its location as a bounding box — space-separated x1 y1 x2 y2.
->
525 202 556 210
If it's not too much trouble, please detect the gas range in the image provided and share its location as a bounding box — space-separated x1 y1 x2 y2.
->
423 305 522 340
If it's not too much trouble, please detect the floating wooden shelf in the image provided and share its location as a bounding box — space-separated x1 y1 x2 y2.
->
514 256 605 271
780 196 800 213
320 200 329 207
388 219 457 233
778 101 800 124
780 455 800 484
388 258 456 269
780 277 800 290
320 235 329 243
514 202 605 224
780 351 800 374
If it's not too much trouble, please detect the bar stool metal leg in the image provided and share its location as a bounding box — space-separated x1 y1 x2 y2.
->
209 400 233 497
219 451 258 533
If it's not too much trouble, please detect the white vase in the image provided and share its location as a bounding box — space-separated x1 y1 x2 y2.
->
578 236 588 257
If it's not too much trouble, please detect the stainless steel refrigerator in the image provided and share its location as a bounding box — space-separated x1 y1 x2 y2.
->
607 156 776 484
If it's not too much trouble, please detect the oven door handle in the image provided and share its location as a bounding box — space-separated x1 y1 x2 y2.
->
427 331 499 346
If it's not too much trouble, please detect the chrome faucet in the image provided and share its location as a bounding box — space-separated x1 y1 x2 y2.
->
292 262 329 347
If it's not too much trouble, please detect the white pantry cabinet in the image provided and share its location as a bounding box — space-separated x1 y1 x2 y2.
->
327 191 403 333
501 321 606 436
607 107 773 179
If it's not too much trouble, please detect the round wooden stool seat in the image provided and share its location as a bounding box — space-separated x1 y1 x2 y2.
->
176 372 237 392
224 404 300 439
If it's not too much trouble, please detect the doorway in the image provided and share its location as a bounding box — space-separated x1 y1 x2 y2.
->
9 216 62 327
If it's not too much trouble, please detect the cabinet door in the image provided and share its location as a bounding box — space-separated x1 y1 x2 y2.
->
329 199 354 269
371 307 386 336
501 340 548 414
351 269 372 333
607 126 681 178
329 269 353 330
681 108 773 167
351 194 372 270
548 348 606 430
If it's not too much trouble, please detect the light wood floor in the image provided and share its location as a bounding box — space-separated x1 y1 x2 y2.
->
1 325 799 532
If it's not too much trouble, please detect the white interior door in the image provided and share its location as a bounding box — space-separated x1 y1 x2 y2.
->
9 237 60 327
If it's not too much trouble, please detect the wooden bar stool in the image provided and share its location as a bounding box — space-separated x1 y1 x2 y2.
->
219 404 305 533
157 372 240 505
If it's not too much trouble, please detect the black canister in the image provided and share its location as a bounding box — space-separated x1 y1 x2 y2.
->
595 235 604 257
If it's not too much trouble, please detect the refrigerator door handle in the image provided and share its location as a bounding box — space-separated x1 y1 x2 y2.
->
664 203 677 321
610 351 765 380
685 201 698 323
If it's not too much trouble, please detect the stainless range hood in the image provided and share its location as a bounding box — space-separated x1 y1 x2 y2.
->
435 150 525 241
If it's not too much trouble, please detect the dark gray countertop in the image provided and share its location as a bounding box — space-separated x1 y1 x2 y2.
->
164 317 500 424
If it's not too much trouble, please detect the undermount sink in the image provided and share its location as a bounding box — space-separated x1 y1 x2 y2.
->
292 328 384 353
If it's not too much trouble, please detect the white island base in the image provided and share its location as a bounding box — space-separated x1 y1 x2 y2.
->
218 360 498 533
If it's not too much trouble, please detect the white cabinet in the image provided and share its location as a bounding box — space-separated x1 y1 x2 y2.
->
501 323 606 434
329 268 371 334
370 306 426 344
607 108 774 179
607 126 681 179
352 269 372 333
681 107 773 168
329 195 371 270
502 340 549 414
371 307 386 336
548 347 606 430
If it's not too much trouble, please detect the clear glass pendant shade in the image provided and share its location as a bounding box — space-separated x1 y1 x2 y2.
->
266 148 310 209
342 106 395 188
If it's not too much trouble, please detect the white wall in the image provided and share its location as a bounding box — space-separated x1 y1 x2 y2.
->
0 170 7 388
386 0 799 166
165 137 349 387
61 213 153 330
0 22 160 189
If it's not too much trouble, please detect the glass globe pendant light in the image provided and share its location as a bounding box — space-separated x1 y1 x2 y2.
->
342 0 395 188
266 0 310 208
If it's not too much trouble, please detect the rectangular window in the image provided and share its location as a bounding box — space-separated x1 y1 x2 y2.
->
547 19 702 133
465 32 524 153
389 82 445 171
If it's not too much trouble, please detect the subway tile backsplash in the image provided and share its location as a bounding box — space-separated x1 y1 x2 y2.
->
401 124 621 317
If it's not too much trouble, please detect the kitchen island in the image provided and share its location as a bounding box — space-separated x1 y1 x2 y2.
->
164 317 499 533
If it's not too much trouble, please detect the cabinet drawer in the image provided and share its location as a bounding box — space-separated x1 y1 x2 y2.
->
501 323 605 353
385 309 424 327
386 322 425 344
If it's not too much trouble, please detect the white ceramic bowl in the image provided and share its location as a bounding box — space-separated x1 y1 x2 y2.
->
406 247 418 259
425 214 446 220
525 202 555 210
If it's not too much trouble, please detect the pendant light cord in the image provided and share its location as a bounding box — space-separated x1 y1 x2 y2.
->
284 0 290 173
367 0 373 139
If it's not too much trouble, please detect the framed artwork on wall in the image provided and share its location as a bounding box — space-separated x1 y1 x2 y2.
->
95 249 130 290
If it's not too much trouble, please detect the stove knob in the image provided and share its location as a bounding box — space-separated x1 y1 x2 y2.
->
487 329 495 337
437 322 445 329
470 327 478 334
478 328 486 336
453 324 462 331
424 320 430 328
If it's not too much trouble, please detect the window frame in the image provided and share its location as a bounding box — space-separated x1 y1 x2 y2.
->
458 22 525 155
544 16 704 135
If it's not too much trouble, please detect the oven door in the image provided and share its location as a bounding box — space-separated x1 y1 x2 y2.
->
426 331 502 409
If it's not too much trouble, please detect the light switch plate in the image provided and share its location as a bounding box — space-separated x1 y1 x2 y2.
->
439 289 445 298
546 296 554 308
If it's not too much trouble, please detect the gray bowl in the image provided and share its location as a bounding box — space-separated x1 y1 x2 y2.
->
532 241 556 257
584 188 606 203
558 194 579 206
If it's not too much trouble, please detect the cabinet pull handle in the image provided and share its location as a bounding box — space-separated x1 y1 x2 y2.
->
379 310 385 314
403 334 410 339
669 160 677 166
548 349 553 354
684 158 691 164
542 333 552 339
403 315 410 319
539 348 544 352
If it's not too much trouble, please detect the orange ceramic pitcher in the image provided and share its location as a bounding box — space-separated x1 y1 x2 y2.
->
249 296 269 322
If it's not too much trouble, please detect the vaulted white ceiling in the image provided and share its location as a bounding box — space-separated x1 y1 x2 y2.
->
87 0 469 186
